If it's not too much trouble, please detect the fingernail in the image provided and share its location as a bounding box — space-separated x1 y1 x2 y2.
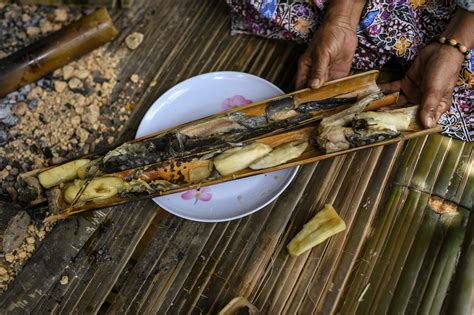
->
310 79 320 89
426 117 433 128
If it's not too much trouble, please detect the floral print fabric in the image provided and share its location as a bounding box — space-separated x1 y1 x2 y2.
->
227 0 474 141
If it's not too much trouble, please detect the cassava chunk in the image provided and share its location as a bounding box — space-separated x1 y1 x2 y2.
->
287 204 346 257
214 143 272 176
64 176 125 204
38 159 90 189
249 141 308 169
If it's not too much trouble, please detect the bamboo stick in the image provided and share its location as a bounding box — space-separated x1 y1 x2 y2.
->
418 207 469 314
387 206 439 314
432 138 465 197
0 8 118 97
446 212 473 315
411 134 450 192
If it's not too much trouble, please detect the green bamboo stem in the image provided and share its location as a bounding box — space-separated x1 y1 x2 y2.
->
388 206 440 314
447 212 473 315
444 143 472 203
337 186 408 313
392 136 427 186
371 191 430 314
411 134 451 192
419 208 469 314
432 139 465 198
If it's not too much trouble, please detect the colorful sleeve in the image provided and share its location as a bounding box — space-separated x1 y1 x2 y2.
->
456 0 474 12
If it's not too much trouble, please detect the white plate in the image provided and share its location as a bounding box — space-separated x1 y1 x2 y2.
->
136 72 298 222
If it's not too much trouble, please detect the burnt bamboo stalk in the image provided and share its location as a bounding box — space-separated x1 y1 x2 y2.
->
419 207 469 314
44 126 441 220
0 7 118 97
447 211 473 315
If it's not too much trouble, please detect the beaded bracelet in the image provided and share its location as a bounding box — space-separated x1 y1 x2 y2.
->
437 36 472 60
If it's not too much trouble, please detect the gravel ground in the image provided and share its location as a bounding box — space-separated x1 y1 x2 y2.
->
0 3 142 293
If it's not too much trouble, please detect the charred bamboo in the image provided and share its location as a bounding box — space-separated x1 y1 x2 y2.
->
0 8 118 97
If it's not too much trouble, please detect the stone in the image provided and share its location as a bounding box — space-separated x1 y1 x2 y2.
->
12 103 28 116
5 253 14 263
74 69 89 80
54 80 67 93
2 211 31 253
26 237 35 244
125 32 144 50
0 267 7 276
0 130 8 146
130 74 139 83
68 78 82 89
55 9 68 22
39 19 53 34
62 65 74 80
82 105 100 125
26 26 40 37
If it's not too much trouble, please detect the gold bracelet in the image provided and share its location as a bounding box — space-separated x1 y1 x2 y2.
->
437 36 472 60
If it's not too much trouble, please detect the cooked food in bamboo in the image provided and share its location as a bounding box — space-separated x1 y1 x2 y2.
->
214 143 272 176
287 204 346 257
15 71 440 220
249 141 308 170
64 177 125 204
316 97 420 153
38 159 90 189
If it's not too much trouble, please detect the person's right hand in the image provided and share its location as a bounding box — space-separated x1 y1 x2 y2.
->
295 18 358 90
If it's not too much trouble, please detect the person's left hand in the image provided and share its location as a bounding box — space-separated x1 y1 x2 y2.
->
381 42 464 128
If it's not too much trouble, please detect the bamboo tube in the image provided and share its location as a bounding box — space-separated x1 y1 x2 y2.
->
432 138 464 197
410 134 450 191
446 212 473 315
337 186 409 313
418 207 469 314
387 207 439 314
0 8 118 97
364 190 428 314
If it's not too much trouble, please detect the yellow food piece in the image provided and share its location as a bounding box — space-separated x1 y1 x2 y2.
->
64 176 125 204
249 141 308 169
287 204 346 257
214 143 272 176
38 159 90 189
188 161 213 183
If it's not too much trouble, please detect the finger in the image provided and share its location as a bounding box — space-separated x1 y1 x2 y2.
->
434 94 452 122
295 53 312 90
420 90 443 128
309 50 330 89
379 80 402 94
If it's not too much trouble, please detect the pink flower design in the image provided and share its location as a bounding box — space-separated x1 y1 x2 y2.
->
221 95 252 110
181 187 212 204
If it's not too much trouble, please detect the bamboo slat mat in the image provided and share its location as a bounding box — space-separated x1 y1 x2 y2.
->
0 0 472 314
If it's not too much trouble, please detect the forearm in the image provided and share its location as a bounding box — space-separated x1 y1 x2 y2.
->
324 0 367 30
441 8 474 48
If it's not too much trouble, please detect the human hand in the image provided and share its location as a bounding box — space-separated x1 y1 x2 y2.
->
295 19 358 90
381 43 464 128
381 8 473 129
